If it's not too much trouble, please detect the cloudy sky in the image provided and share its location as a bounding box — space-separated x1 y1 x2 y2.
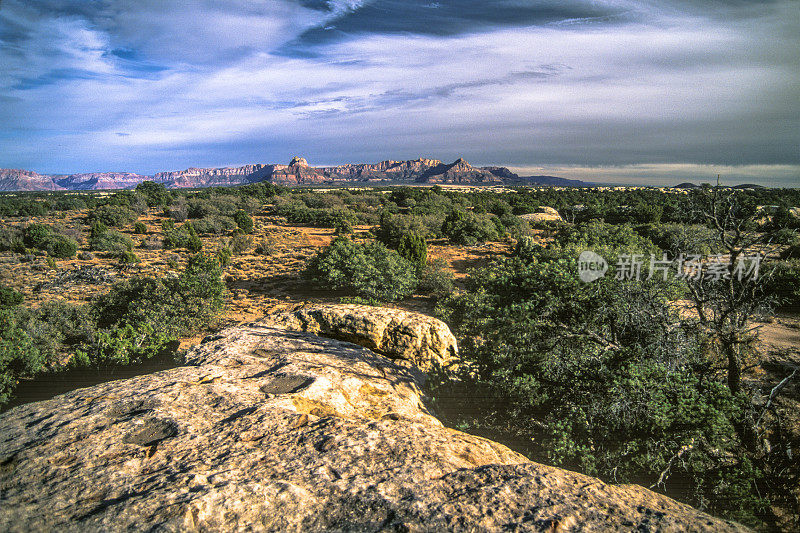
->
1 0 798 186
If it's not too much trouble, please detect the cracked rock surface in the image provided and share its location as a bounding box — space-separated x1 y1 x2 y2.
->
0 315 747 532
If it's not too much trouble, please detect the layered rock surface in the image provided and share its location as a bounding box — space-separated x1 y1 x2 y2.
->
0 314 747 532
259 304 459 373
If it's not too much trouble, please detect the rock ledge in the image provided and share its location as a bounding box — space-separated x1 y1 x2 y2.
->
0 313 747 532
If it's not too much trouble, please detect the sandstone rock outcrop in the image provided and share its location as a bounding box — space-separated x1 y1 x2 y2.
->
0 313 748 532
259 304 459 373
519 206 564 224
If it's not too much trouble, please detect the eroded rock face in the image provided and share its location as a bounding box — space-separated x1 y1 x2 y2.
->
260 304 459 373
0 318 748 532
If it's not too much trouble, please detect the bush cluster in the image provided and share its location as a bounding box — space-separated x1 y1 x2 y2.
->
22 224 78 258
433 221 769 526
162 220 203 251
306 237 418 301
88 205 138 228
89 222 134 256
1 255 226 404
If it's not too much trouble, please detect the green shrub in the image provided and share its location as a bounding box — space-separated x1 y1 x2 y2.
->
88 205 137 227
335 218 353 235
134 221 147 234
0 284 23 309
89 225 133 254
52 196 87 211
397 234 427 267
22 224 77 258
216 246 232 267
46 234 78 258
274 202 358 228
375 213 433 248
192 215 237 235
233 210 254 234
117 250 140 266
186 234 203 253
23 224 54 249
762 260 800 308
419 259 455 299
434 234 766 525
0 309 46 405
135 181 171 207
306 237 418 301
162 221 201 250
0 226 23 252
637 223 721 256
1 301 95 405
89 253 225 366
442 209 500 245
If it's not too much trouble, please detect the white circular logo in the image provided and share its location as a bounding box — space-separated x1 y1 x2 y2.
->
578 251 607 282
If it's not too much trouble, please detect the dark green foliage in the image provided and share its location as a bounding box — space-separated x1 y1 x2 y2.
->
442 209 500 245
233 209 254 233
397 233 427 267
0 226 24 252
89 223 133 255
88 205 137 227
133 221 147 234
52 195 87 211
637 223 722 256
135 181 171 207
275 202 358 228
192 215 237 235
0 309 47 405
762 260 800 308
216 246 232 267
162 220 202 250
23 224 53 249
0 301 95 405
87 253 225 367
22 224 78 258
186 234 203 253
0 284 23 309
46 234 78 258
306 237 418 301
435 232 766 525
117 250 140 265
334 218 353 235
375 212 433 248
1 254 227 404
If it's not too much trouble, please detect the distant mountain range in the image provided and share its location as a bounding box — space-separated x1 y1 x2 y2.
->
0 157 593 191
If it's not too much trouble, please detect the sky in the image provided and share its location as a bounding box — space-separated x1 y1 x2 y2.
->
0 0 798 186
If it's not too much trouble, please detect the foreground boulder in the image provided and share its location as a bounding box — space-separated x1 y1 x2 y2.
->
0 314 747 532
260 304 459 373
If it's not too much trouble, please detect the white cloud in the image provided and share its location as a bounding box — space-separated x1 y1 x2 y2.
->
0 0 797 185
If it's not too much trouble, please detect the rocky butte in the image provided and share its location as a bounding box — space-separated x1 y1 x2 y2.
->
0 158 588 191
0 305 747 531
